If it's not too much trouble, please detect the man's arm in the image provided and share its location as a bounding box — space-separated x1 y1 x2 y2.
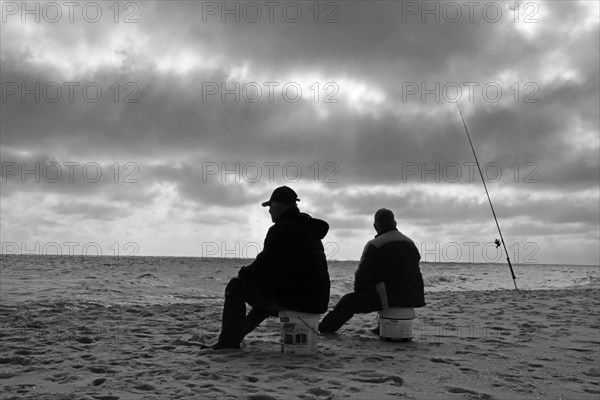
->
354 243 378 292
238 224 286 281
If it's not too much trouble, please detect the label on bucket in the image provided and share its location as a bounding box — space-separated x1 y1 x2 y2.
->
279 311 320 355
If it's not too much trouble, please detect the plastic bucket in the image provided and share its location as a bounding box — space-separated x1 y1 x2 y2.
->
279 311 320 355
379 307 415 341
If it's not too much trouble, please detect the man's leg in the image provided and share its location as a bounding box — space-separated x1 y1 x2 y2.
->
214 276 277 349
318 288 381 333
214 277 247 348
243 308 274 336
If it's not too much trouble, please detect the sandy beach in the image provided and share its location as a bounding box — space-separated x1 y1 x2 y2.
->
1 287 598 400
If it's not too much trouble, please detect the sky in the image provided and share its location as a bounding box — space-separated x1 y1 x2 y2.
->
1 0 599 267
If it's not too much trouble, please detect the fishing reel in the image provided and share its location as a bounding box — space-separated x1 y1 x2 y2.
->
494 239 501 248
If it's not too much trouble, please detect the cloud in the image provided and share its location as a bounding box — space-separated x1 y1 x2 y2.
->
51 201 133 220
1 1 598 264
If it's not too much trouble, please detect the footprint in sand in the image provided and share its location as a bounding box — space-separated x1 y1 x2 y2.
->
133 383 157 391
583 368 600 377
306 387 333 397
0 356 34 366
76 336 94 344
446 386 494 399
430 357 461 366
318 361 344 369
583 388 600 395
527 363 544 368
88 366 117 374
363 356 385 362
499 374 524 384
347 370 404 386
92 377 107 386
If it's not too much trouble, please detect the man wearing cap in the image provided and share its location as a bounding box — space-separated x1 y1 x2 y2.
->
318 208 425 333
211 186 331 349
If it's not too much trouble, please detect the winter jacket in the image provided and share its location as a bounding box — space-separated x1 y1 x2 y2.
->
238 206 330 313
354 228 425 308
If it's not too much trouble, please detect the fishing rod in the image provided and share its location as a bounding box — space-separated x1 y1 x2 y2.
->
456 102 518 291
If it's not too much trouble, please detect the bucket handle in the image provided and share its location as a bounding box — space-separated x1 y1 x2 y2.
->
296 315 320 336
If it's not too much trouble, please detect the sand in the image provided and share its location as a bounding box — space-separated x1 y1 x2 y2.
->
1 288 599 400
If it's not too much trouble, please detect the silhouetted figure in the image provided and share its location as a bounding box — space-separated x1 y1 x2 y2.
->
212 186 330 349
319 208 425 333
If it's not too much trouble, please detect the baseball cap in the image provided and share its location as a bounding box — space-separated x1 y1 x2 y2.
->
261 186 300 207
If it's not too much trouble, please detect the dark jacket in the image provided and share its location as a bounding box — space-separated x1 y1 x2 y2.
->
238 206 330 313
354 228 425 308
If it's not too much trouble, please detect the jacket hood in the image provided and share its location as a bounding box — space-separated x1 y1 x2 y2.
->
296 212 329 239
277 207 329 239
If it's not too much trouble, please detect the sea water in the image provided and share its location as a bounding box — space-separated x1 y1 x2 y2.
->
0 255 598 307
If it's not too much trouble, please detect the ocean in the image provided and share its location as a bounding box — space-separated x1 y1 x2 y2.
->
1 255 598 308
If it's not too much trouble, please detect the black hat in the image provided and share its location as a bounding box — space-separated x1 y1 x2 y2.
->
261 186 300 207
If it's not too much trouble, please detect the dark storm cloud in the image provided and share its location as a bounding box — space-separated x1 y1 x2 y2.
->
51 201 133 220
0 149 155 206
148 163 265 207
307 184 599 232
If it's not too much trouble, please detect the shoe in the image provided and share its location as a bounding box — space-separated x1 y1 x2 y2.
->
210 342 240 350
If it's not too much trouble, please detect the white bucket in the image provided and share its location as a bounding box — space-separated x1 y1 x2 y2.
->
379 307 415 341
279 311 320 355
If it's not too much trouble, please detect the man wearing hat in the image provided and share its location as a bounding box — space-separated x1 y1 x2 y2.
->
211 186 331 349
318 208 425 333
